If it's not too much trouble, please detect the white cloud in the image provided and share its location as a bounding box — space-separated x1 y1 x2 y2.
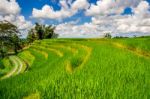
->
32 4 72 19
85 0 116 16
1 0 148 38
0 0 20 15
116 1 150 33
15 16 32 30
71 0 89 11
55 0 150 38
55 21 108 38
134 1 150 18
0 0 32 36
116 0 142 7
85 0 143 16
32 0 89 20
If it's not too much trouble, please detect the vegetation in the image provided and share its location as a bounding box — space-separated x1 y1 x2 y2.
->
0 18 150 99
0 21 58 59
0 21 20 58
27 23 58 43
0 37 150 98
104 33 112 38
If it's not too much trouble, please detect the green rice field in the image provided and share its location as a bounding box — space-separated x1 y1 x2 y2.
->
0 37 150 99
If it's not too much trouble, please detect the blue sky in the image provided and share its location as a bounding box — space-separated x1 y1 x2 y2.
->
17 0 96 17
0 0 150 38
16 0 135 24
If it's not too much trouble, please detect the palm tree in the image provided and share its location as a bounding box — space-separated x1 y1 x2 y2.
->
11 34 21 54
44 25 56 38
35 23 44 40
27 29 38 43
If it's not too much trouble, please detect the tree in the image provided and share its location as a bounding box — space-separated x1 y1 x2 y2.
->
44 25 57 39
0 21 20 58
27 23 58 43
52 33 59 38
0 41 7 58
27 29 38 43
35 23 44 40
10 34 21 54
104 33 112 38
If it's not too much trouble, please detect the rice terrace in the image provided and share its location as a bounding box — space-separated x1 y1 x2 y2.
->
1 0 150 99
0 37 150 99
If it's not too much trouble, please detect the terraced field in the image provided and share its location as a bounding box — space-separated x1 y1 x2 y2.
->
0 38 150 99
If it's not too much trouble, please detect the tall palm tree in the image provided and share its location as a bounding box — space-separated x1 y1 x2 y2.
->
44 25 56 38
35 23 44 40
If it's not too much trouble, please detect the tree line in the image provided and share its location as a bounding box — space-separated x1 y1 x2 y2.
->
0 21 58 58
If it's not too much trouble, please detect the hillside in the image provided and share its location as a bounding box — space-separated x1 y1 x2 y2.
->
0 37 150 99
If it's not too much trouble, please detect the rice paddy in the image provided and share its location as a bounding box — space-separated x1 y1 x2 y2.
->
0 37 150 99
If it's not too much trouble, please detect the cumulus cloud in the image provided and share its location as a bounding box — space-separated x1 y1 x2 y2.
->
55 21 110 38
71 0 89 11
32 4 72 19
2 0 148 38
116 1 150 33
32 0 89 20
85 0 116 16
85 0 143 16
0 0 20 15
134 1 150 18
15 16 33 30
0 0 32 36
116 0 142 7
55 0 150 38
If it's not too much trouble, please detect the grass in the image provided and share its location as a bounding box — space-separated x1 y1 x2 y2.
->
18 50 35 69
0 37 150 99
0 57 13 77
